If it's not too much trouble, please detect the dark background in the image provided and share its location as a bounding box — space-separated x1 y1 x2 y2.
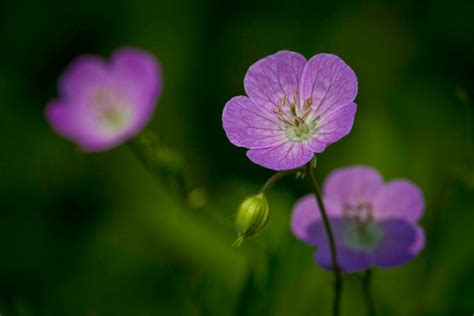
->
1 0 473 315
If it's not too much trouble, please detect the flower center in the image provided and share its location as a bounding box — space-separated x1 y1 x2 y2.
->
91 88 131 133
343 201 374 227
343 221 381 251
272 94 319 142
342 201 382 251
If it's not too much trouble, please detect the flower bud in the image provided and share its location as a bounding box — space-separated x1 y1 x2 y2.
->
233 194 270 248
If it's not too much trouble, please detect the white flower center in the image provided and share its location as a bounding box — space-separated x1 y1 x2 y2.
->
273 94 319 142
91 88 132 134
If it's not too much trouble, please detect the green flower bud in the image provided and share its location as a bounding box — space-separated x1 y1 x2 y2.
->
233 194 270 248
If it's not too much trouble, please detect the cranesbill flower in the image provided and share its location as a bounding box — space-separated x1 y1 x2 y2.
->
46 47 162 151
291 166 425 273
222 51 357 170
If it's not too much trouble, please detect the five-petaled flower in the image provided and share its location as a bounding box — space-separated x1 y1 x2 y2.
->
291 166 425 273
46 47 162 151
222 51 358 170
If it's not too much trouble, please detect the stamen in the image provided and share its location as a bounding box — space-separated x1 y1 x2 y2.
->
301 108 312 120
290 103 297 116
294 88 300 107
281 95 288 107
274 93 318 142
278 116 295 127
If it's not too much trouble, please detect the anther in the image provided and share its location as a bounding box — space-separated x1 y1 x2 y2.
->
290 103 297 116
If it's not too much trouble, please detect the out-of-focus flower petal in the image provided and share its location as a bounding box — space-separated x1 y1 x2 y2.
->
291 194 321 245
110 48 161 120
323 166 384 205
315 243 375 273
373 179 425 222
59 55 107 99
312 218 375 273
374 219 418 267
409 226 425 256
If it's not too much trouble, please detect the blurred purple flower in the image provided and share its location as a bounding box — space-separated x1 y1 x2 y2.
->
46 47 162 151
291 166 425 273
222 51 357 170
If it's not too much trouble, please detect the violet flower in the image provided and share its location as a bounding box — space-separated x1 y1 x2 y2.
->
222 51 357 170
291 166 425 273
46 47 162 151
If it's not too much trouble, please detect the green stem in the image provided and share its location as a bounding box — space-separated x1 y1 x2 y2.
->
259 169 299 194
362 270 376 316
127 140 187 199
305 162 342 316
128 140 162 183
128 141 151 173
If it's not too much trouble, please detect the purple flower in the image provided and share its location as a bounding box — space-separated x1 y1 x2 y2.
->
222 51 357 170
291 166 425 273
46 47 162 151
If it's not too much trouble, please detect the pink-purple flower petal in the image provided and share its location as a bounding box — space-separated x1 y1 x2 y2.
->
315 244 375 273
323 166 384 206
299 53 357 117
246 142 313 171
46 100 86 142
291 195 321 245
374 219 417 268
311 219 375 273
244 51 306 113
58 55 107 99
46 99 132 152
373 179 425 222
308 102 357 153
291 194 345 245
409 226 425 255
110 48 161 115
222 96 284 149
311 218 419 272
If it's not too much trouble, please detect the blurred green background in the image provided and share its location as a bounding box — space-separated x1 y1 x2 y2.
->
1 0 474 315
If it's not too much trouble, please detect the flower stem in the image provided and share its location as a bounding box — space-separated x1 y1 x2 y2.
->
305 162 342 316
259 170 299 194
127 139 188 200
362 269 376 316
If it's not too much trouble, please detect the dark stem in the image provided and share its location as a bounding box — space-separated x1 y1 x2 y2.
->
305 162 342 316
259 170 299 194
362 269 376 316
